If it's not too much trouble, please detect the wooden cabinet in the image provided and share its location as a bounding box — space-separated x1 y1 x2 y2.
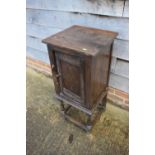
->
43 25 117 131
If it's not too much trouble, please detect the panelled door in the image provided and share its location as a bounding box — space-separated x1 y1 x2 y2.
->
55 51 85 106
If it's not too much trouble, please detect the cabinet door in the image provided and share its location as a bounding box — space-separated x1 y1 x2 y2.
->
55 52 84 106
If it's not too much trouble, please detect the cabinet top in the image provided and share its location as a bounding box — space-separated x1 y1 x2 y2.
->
42 25 118 56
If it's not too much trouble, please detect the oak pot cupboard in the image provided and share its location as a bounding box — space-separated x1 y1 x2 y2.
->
42 25 117 131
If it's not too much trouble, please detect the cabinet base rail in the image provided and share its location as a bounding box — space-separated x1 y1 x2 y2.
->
56 95 107 131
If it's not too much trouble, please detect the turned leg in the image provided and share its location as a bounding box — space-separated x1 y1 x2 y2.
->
86 115 92 131
60 101 65 111
102 95 107 109
98 95 107 110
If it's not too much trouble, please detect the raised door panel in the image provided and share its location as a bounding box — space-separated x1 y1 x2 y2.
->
55 51 85 106
61 60 81 96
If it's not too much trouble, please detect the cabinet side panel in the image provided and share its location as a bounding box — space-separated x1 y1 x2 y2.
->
91 45 111 106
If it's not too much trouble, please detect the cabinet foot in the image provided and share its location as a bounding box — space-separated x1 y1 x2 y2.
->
60 101 65 112
86 115 92 131
98 95 107 111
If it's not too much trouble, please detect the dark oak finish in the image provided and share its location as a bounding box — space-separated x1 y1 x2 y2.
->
43 25 118 131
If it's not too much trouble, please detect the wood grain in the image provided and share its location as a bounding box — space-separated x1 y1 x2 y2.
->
42 25 118 56
26 9 129 40
112 39 129 60
27 23 62 39
26 0 125 17
26 0 129 93
26 35 47 52
123 0 129 17
114 59 129 78
44 25 116 110
26 46 49 63
27 34 129 61
109 73 129 93
26 46 129 93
